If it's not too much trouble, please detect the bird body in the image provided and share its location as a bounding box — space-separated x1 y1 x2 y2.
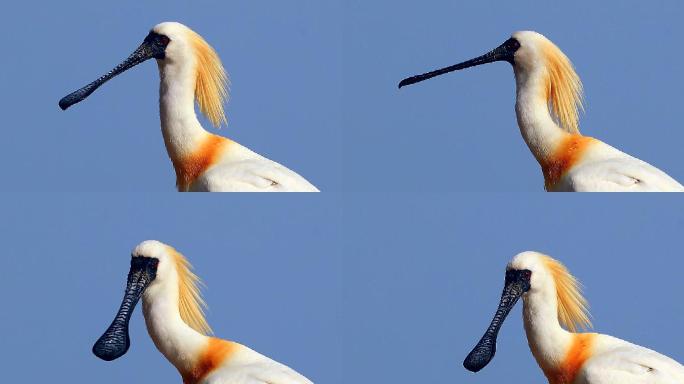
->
549 139 684 192
154 23 318 192
400 31 683 191
60 22 318 192
516 255 684 383
463 252 684 383
570 334 684 384
169 135 319 192
93 240 313 384
510 32 683 192
198 342 314 384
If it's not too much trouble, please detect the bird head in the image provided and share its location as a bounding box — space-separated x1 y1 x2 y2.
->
462 251 590 373
58 22 228 127
91 240 211 362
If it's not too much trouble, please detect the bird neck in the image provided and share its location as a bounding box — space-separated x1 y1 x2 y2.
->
522 287 573 378
514 67 572 167
157 61 232 190
157 61 215 164
142 278 209 377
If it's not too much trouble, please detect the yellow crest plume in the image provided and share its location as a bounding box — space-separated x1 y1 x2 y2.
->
166 246 213 335
541 40 584 134
542 256 592 332
189 29 229 128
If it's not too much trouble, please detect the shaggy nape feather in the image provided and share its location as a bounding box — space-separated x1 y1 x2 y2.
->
189 29 229 128
167 246 213 335
541 40 584 135
541 255 592 332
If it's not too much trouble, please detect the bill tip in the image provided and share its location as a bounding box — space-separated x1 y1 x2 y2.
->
58 98 70 111
463 361 482 372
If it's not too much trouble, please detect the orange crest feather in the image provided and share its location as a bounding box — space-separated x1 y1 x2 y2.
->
189 30 229 128
541 40 584 134
166 246 213 335
542 256 592 332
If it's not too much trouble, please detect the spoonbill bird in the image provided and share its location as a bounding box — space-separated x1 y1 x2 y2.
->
399 31 683 192
59 22 319 192
93 240 313 384
463 251 684 383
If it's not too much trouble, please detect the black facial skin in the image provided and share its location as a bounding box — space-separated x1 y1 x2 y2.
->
463 268 531 372
92 256 159 361
398 37 521 88
58 31 171 110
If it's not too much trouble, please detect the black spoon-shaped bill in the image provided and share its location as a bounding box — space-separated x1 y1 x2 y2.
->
463 269 531 372
58 31 168 110
92 256 158 361
398 37 520 89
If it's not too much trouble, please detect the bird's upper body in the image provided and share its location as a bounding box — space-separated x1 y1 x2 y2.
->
400 31 683 191
60 22 317 191
576 335 684 384
152 22 318 192
134 240 313 384
510 31 683 192
199 344 313 384
510 252 684 384
550 140 684 192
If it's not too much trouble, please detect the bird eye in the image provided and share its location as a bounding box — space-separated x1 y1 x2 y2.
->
158 35 170 46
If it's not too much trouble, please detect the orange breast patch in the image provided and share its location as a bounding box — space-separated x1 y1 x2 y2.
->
182 338 238 384
543 333 595 384
541 135 596 190
172 135 230 191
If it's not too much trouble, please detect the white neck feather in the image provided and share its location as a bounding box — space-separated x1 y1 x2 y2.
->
513 66 569 163
522 279 572 370
156 59 211 160
142 274 208 374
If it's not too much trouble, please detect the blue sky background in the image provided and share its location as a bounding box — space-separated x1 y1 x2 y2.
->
342 0 684 191
0 194 682 383
1 1 684 384
341 194 684 383
0 195 342 383
0 1 341 191
1 0 682 192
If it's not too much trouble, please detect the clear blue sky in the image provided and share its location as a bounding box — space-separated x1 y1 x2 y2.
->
0 194 342 383
1 1 684 384
340 194 684 383
2 0 682 191
341 0 684 191
0 1 341 191
1 194 682 383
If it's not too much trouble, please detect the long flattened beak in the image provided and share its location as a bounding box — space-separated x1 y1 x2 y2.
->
398 37 520 89
58 32 165 110
463 269 530 372
92 256 158 361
